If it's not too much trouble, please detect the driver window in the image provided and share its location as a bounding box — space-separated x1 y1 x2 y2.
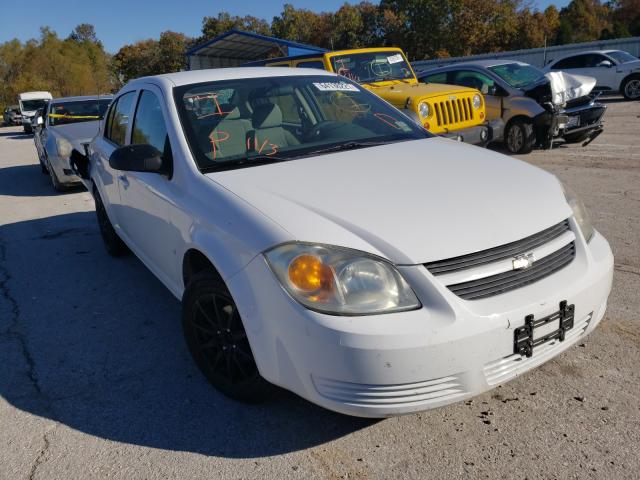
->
132 90 170 158
451 70 495 95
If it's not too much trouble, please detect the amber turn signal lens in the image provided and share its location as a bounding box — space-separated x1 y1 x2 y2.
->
288 254 333 292
423 121 430 130
480 112 485 119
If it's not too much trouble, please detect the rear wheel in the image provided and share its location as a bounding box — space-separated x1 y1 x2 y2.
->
621 75 640 100
505 119 535 154
94 188 129 256
182 272 273 403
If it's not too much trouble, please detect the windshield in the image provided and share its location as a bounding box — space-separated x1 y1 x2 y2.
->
175 75 429 172
329 51 415 83
20 99 48 112
607 50 638 64
488 63 544 89
48 99 111 126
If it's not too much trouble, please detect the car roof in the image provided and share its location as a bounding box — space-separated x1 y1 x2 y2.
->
549 50 623 63
50 95 114 104
128 67 336 90
417 59 527 74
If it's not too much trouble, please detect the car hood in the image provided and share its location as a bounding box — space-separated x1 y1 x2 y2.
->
54 121 101 149
544 72 596 105
206 138 572 264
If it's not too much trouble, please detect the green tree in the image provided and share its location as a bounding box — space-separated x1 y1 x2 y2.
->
201 12 271 40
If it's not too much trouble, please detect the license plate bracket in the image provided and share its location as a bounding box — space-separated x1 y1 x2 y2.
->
567 115 581 128
513 301 575 358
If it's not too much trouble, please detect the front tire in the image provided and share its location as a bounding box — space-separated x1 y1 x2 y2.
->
182 272 273 403
94 188 129 256
505 119 535 154
621 75 640 100
47 160 67 192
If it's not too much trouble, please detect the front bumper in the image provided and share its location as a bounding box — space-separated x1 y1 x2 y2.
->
49 154 82 185
228 230 613 417
440 124 491 146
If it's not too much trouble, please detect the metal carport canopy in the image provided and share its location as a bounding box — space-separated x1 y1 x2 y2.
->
186 29 327 70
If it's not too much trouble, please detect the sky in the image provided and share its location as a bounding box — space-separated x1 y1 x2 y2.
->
0 0 571 54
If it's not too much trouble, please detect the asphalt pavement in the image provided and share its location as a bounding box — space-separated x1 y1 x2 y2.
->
1 98 639 479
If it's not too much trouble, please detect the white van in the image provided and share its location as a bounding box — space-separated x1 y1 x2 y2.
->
18 91 53 133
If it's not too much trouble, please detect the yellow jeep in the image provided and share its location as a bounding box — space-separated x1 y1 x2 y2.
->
246 47 490 145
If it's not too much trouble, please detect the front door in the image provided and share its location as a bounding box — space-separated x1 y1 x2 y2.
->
115 86 180 287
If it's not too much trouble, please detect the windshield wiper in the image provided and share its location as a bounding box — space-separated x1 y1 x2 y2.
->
201 154 291 173
306 140 392 157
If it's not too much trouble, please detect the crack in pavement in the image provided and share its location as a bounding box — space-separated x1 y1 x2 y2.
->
28 430 52 480
0 236 57 478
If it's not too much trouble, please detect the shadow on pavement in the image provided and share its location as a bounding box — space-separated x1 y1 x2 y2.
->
0 163 83 197
0 212 374 458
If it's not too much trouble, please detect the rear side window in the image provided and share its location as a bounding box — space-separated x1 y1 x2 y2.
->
106 91 135 146
132 90 171 158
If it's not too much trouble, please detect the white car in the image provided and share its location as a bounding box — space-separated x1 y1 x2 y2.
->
543 49 640 100
82 67 613 417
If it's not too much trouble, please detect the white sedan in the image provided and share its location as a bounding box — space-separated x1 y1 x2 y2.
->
82 67 613 417
543 49 640 100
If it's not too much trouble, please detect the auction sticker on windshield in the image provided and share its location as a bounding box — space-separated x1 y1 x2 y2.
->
387 54 404 64
313 82 360 92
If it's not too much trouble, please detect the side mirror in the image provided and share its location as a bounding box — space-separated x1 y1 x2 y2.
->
487 85 506 96
109 144 164 173
599 60 613 68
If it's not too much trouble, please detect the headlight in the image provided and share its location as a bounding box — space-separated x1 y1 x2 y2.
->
472 94 482 109
264 243 421 315
418 101 430 118
56 137 73 158
561 183 594 242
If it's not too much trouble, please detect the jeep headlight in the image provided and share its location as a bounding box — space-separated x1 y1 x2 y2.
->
56 137 73 158
265 243 421 315
418 101 430 118
472 94 482 109
562 183 595 243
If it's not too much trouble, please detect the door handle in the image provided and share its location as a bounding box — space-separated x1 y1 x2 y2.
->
118 175 130 189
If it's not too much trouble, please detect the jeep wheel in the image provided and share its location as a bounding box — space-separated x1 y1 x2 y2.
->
505 119 535 154
94 188 129 256
621 75 640 100
182 272 273 403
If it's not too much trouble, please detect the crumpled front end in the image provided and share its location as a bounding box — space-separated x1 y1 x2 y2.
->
525 72 606 147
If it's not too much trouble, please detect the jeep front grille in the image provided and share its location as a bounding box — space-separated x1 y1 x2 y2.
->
434 97 474 127
425 220 576 300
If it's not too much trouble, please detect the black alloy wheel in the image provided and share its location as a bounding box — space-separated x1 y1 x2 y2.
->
182 272 273 402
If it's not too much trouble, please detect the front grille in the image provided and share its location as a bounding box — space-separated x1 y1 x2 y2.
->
425 220 576 300
434 97 474 127
448 242 575 300
425 220 571 275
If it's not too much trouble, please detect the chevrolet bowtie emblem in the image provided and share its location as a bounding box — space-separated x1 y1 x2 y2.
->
512 253 535 270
